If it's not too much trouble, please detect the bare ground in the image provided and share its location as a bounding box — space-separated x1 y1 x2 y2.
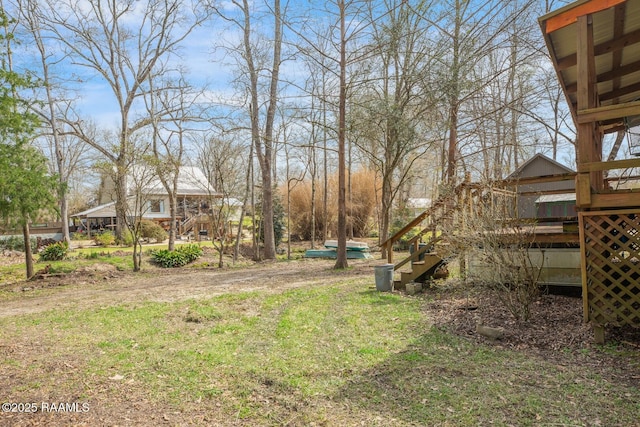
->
0 257 379 318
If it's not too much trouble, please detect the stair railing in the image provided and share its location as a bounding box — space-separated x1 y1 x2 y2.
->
380 175 504 270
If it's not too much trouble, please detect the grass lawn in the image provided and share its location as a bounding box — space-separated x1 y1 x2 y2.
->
1 275 638 426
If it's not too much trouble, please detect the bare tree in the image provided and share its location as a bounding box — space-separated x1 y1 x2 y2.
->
213 0 285 261
350 0 441 257
196 134 245 267
144 76 202 251
15 0 90 245
297 27 339 247
40 0 211 243
426 0 537 185
292 0 374 268
278 110 306 259
124 144 156 272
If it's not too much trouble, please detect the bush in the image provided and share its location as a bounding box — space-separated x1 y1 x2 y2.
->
71 231 89 240
151 244 203 268
94 231 115 246
0 236 37 252
140 220 167 243
120 229 134 246
39 241 69 261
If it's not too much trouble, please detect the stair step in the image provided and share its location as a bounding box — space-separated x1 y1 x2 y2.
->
400 256 445 286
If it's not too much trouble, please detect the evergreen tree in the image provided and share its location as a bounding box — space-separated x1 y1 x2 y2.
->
0 8 57 278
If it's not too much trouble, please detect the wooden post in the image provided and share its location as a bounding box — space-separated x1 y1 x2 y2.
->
576 14 603 342
576 14 602 201
594 325 605 344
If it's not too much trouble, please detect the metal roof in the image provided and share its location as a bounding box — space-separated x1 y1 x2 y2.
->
72 202 116 218
132 166 218 197
539 0 640 134
535 193 577 203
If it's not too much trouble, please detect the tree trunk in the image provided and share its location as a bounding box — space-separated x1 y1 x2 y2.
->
23 223 34 279
114 160 128 243
334 0 348 269
446 0 462 187
235 145 253 262
132 238 141 272
258 0 282 261
380 176 393 259
260 172 276 259
168 193 177 251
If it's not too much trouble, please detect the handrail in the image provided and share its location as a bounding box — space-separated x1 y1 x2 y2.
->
385 173 584 270
394 236 443 271
379 208 432 248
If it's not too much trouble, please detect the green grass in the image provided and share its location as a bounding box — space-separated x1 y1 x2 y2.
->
0 280 638 426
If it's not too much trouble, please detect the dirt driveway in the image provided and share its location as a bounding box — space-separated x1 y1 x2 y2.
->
0 258 380 318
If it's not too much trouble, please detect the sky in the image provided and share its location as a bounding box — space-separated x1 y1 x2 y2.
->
6 0 605 175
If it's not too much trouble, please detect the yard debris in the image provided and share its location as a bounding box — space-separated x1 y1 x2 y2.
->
475 323 505 340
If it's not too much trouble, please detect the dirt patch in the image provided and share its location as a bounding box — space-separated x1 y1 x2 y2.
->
422 281 640 387
0 257 379 318
0 251 27 267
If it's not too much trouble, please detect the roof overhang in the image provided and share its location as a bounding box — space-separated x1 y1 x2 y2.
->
539 0 640 134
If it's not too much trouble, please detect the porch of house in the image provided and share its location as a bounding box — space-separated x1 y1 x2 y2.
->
540 0 640 343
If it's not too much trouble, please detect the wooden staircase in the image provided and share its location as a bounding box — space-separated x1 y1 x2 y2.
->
379 176 516 290
180 214 208 236
399 254 444 287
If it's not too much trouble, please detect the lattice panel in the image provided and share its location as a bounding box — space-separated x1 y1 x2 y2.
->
581 212 640 327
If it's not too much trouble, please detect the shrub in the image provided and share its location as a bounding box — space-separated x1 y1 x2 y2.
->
94 231 115 246
71 231 89 240
456 192 542 322
151 244 203 268
120 229 134 246
140 220 167 243
0 236 37 252
39 241 69 261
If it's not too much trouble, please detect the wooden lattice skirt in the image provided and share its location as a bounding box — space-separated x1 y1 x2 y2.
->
579 209 640 327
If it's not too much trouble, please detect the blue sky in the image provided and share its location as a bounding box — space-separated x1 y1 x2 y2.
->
7 0 593 174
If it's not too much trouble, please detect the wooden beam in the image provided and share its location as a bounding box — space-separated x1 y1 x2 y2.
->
565 58 640 94
610 3 626 105
532 233 580 244
576 173 592 207
578 158 640 172
600 121 626 134
590 191 640 209
576 14 604 194
599 80 640 103
577 213 590 322
379 209 430 247
556 27 640 71
518 188 577 197
578 100 640 123
544 0 626 33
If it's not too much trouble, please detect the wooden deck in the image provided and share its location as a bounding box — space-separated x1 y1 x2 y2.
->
540 0 640 342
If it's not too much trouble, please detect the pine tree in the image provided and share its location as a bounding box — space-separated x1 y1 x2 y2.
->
0 8 58 278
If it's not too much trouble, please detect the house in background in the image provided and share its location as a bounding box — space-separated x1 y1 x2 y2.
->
506 153 576 220
72 166 224 237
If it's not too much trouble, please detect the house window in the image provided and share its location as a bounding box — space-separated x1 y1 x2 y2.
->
149 199 164 213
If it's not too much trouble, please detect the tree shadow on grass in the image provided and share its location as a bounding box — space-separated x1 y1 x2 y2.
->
330 325 640 426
